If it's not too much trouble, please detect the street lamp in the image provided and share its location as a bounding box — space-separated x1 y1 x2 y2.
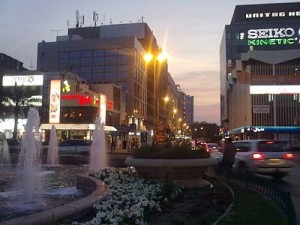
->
144 51 167 133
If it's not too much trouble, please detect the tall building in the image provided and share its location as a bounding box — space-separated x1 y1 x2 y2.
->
220 2 300 144
185 95 194 125
37 22 168 132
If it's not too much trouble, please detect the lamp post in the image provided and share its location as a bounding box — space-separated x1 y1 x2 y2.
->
144 51 167 135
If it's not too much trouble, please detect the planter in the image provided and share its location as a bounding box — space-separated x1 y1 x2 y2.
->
125 156 218 188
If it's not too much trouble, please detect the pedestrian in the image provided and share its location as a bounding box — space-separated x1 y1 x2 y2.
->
122 139 127 149
110 139 116 152
220 138 237 179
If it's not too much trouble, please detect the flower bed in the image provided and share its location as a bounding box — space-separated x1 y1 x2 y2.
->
72 167 181 225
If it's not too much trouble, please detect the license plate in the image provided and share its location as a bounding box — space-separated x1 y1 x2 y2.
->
268 159 283 165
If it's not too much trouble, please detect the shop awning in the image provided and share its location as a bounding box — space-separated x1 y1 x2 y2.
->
40 123 117 132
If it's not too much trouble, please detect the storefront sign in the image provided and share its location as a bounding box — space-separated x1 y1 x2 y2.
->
61 94 113 109
250 85 300 94
49 80 61 123
99 94 106 124
3 75 44 86
253 105 270 114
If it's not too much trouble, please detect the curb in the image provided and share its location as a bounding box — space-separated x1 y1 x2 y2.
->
211 180 235 225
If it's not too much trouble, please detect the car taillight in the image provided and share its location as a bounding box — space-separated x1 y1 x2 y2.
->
283 153 293 159
252 153 264 160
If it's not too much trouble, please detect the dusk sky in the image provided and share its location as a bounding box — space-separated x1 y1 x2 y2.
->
1 0 298 124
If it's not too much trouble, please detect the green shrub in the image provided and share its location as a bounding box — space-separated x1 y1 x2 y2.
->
132 145 210 159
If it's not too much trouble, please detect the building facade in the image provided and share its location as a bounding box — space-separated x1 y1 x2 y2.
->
220 2 300 145
37 22 168 133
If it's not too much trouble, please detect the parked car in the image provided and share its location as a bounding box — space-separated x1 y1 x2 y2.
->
232 139 294 179
59 139 92 155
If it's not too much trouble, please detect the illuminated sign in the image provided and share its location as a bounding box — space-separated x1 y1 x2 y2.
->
250 85 300 94
62 80 71 93
3 75 44 86
61 94 94 105
245 11 300 19
99 94 106 124
61 94 113 109
241 27 300 46
49 80 61 123
248 28 295 39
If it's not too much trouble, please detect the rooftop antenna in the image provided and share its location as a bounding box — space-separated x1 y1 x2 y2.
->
93 11 99 26
67 20 70 29
110 18 112 24
80 15 84 27
138 16 144 22
50 29 61 36
75 10 80 28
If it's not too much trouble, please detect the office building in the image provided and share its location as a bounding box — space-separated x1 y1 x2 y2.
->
37 22 168 132
220 2 300 144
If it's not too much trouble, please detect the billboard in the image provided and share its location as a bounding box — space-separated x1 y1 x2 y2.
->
250 85 300 94
3 75 44 86
49 80 61 123
99 94 106 124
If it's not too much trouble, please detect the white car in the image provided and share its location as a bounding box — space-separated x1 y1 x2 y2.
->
204 143 222 154
232 139 294 179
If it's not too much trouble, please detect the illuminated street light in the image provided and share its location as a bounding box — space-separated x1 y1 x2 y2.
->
144 51 167 133
164 96 169 103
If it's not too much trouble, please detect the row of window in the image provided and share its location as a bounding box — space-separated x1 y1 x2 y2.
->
59 50 131 66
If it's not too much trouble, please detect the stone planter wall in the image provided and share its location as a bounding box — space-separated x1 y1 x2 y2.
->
125 156 218 188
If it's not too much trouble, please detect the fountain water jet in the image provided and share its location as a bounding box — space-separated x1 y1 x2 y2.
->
47 125 59 166
0 131 9 165
18 107 42 203
89 117 107 172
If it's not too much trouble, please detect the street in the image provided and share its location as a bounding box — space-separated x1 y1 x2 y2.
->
257 151 300 225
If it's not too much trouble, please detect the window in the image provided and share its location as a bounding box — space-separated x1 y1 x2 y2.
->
80 67 91 80
234 142 250 152
93 50 105 64
80 50 91 65
70 51 80 65
59 52 69 65
118 55 129 64
105 50 117 64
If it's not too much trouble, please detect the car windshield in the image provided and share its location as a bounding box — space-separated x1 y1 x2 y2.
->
257 141 289 152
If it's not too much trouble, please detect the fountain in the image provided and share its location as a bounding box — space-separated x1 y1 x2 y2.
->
47 125 59 166
0 110 108 224
0 131 9 165
17 107 42 203
89 117 107 172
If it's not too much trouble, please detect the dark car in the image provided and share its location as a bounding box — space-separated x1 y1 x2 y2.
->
59 139 92 155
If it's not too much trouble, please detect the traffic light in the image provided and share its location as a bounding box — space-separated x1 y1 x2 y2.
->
249 127 254 136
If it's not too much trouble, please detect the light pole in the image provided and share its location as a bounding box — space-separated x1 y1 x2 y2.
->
144 51 167 134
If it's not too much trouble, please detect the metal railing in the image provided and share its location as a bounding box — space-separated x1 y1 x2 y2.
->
235 174 297 225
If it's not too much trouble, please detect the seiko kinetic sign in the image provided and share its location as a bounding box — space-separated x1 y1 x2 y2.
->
246 27 299 46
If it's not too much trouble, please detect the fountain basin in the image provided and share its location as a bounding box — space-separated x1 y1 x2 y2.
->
1 173 108 225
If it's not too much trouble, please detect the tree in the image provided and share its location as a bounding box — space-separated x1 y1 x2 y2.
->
0 83 41 138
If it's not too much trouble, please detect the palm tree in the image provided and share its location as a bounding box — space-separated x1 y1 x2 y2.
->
0 83 41 138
